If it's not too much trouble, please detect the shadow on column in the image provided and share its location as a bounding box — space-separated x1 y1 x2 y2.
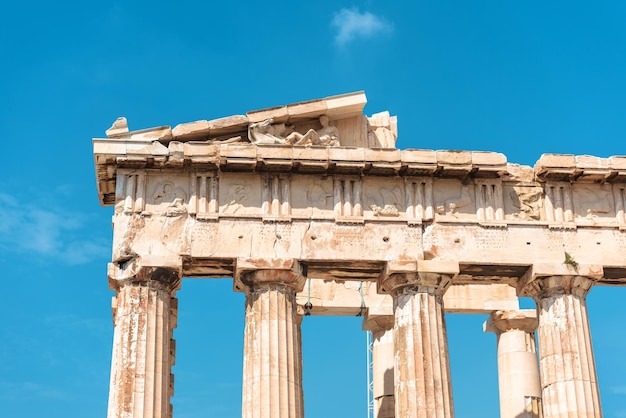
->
375 368 394 418
514 396 542 418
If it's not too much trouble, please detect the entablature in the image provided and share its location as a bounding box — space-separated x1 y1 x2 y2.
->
97 91 626 292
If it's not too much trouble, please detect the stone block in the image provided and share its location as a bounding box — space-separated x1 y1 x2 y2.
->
535 153 577 181
417 259 460 276
400 149 438 175
575 155 611 182
219 144 257 163
536 153 576 169
208 115 248 136
256 145 293 170
183 142 219 158
246 105 289 124
126 141 170 156
527 262 603 279
172 120 210 141
368 111 391 128
328 147 365 173
609 155 626 170
126 126 173 142
292 146 329 172
437 150 472 166
106 117 129 137
287 99 327 122
325 91 367 119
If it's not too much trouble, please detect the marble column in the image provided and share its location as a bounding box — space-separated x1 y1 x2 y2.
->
107 265 181 418
239 266 305 418
520 263 603 418
363 315 395 418
484 310 541 418
379 260 459 418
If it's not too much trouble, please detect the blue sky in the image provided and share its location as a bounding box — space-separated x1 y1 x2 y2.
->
1 1 626 417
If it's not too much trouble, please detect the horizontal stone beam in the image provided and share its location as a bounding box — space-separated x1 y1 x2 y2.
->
295 280 519 316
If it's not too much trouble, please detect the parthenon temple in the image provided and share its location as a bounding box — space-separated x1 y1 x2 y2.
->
93 91 626 418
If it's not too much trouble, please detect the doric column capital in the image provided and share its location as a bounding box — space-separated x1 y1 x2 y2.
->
483 309 537 335
378 259 459 296
234 258 306 293
518 263 603 300
362 315 394 334
107 258 182 292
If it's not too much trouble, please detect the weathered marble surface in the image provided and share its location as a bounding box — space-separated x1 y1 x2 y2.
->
96 91 626 418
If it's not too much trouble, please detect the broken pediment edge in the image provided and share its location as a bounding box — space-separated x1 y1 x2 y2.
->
102 91 399 149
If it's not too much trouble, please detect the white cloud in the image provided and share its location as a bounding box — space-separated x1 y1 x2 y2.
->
0 192 109 265
332 8 393 46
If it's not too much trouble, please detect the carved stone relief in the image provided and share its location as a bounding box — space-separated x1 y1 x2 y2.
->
434 180 475 219
508 185 543 221
364 180 403 217
248 115 341 147
222 185 250 214
301 177 334 218
141 175 188 216
218 173 262 216
288 176 334 218
574 185 614 223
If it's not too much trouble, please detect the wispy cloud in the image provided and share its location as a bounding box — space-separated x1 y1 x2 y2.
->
0 192 109 265
331 8 393 46
611 386 626 395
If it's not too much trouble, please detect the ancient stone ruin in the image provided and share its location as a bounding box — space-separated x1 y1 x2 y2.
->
93 91 626 418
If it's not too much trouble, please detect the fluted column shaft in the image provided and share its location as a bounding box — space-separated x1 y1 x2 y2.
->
241 270 304 418
484 310 541 418
363 316 395 418
379 261 458 418
526 275 601 418
107 268 180 418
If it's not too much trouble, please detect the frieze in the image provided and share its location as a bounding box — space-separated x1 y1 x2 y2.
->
110 168 626 232
404 177 434 224
506 184 543 221
261 173 291 220
613 184 626 228
218 173 262 216
363 179 403 218
573 184 614 224
434 179 475 219
333 176 363 221
189 172 219 220
289 176 334 219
